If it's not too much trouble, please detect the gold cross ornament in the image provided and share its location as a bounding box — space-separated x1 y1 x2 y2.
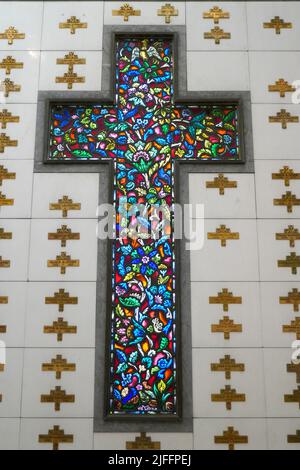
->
40 386 75 411
203 6 230 24
0 56 23 75
0 165 16 185
39 425 73 451
49 195 81 217
278 252 300 275
59 16 87 35
280 289 300 312
283 317 300 340
56 52 86 71
157 4 178 24
274 192 300 213
0 78 21 98
44 317 77 342
0 256 10 268
206 174 237 195
276 225 300 247
0 191 14 206
42 354 76 380
47 252 80 274
207 224 239 247
214 427 248 450
284 387 300 408
269 109 299 129
287 430 300 444
0 227 12 239
45 288 78 312
287 362 300 384
48 225 80 247
204 26 231 44
126 432 161 450
0 295 8 304
211 385 246 410
0 26 25 45
211 355 245 380
209 288 242 312
112 3 141 22
211 316 242 340
0 133 17 153
268 79 295 98
0 110 19 130
263 16 292 34
272 166 300 186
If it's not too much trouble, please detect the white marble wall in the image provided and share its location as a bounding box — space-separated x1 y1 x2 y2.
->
0 1 299 450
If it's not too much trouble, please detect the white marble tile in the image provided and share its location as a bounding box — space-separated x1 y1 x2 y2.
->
32 173 99 219
191 282 262 347
39 51 102 92
264 348 300 417
0 219 30 281
190 219 259 281
255 160 300 218
267 418 300 450
0 348 23 417
20 418 93 450
0 418 20 449
0 282 26 347
261 282 300 347
28 219 98 281
247 1 300 51
94 432 193 450
25 282 96 348
194 418 267 450
0 2 42 51
0 105 36 160
104 2 185 25
0 51 40 104
189 173 256 218
193 348 265 418
186 2 247 51
249 52 300 104
0 160 33 218
187 52 249 91
42 2 104 51
21 348 94 418
252 104 300 159
257 219 300 281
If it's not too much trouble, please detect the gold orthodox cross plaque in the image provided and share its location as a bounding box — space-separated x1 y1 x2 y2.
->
0 110 19 130
209 288 242 312
276 225 300 247
112 4 141 22
272 166 300 187
0 192 14 206
0 227 12 239
206 174 237 195
211 316 242 340
203 6 230 24
283 317 300 340
0 324 7 334
278 252 300 275
274 192 300 213
214 427 248 450
126 432 161 450
1 78 21 97
0 295 8 304
0 256 10 268
0 56 23 75
211 355 245 380
42 354 76 379
45 288 78 312
268 79 295 98
41 386 75 411
56 52 86 71
204 27 231 44
157 4 178 24
211 385 246 410
207 224 239 247
287 362 300 384
263 16 292 34
55 71 85 90
269 109 299 129
59 16 87 34
287 430 300 444
48 225 80 247
39 425 73 450
49 195 81 217
47 252 80 274
284 387 300 408
280 289 300 312
0 27 25 45
44 317 77 342
0 133 18 153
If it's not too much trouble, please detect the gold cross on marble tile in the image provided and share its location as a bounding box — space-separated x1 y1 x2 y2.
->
40 386 75 411
0 363 4 372
39 425 73 450
209 288 242 312
284 387 300 408
56 52 86 72
287 430 300 444
0 133 17 153
0 227 12 239
47 252 80 274
49 195 81 217
269 109 299 129
214 427 248 450
55 71 85 90
211 385 246 410
287 362 300 384
0 191 14 206
0 26 25 45
43 317 77 342
272 166 300 187
48 225 80 247
0 165 16 185
203 6 230 24
204 26 231 44
112 3 141 22
283 317 300 340
157 4 178 24
211 316 242 340
263 16 292 34
126 432 161 450
278 252 300 275
206 174 237 195
0 294 8 304
0 110 19 130
276 225 300 247
211 355 245 380
45 288 78 312
207 224 239 247
0 324 7 334
0 56 23 75
0 78 21 98
268 79 295 98
59 16 87 35
280 289 300 312
42 354 76 379
274 192 300 213
0 256 10 268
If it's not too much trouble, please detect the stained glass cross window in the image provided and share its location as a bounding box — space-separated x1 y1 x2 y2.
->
47 36 241 418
